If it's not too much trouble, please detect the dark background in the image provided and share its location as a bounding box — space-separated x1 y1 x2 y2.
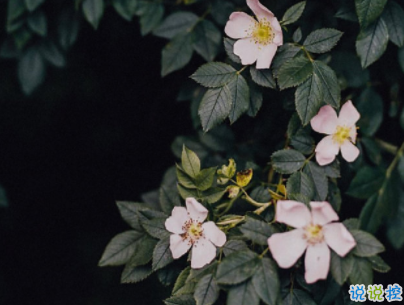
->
0 9 193 305
0 3 403 305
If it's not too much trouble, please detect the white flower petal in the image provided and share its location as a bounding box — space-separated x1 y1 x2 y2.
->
310 201 339 226
225 12 256 39
315 135 339 166
338 100 360 127
271 17 283 45
276 200 312 228
202 221 226 247
191 237 217 269
247 0 274 20
310 105 338 135
186 198 208 222
268 229 307 268
165 206 188 234
256 43 277 69
170 234 192 259
323 223 356 257
233 38 260 66
340 141 360 162
304 242 330 284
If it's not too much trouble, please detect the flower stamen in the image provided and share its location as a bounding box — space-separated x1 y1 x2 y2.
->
333 125 351 144
303 224 324 245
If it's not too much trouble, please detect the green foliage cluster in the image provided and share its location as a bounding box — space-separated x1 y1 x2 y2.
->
3 0 404 304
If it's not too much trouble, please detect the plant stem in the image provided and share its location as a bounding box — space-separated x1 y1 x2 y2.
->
375 138 399 155
386 141 404 179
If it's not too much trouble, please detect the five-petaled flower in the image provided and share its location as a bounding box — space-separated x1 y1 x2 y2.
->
165 198 226 269
310 100 361 166
267 200 356 284
225 0 283 69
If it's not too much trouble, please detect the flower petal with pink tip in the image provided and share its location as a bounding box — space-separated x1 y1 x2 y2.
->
170 234 192 259
202 221 226 247
276 200 311 228
165 206 189 234
315 151 337 166
310 201 339 226
268 229 307 268
186 198 208 221
304 242 330 284
247 0 274 20
315 135 339 166
338 100 360 127
256 43 278 69
310 105 338 135
224 12 256 39
323 223 356 257
340 141 360 162
191 237 217 269
233 38 260 65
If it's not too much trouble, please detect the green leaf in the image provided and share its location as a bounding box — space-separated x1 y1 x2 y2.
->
328 181 342 212
312 61 340 108
198 125 235 152
227 280 260 305
58 10 80 50
290 130 315 155
222 240 248 256
324 160 341 178
160 186 181 214
27 10 47 36
162 33 193 76
211 0 235 25
25 0 44 11
287 172 315 200
7 0 25 31
355 87 383 136
158 266 180 286
139 216 169 240
239 217 275 246
247 84 263 117
193 274 220 305
152 237 174 271
173 267 191 295
303 28 343 54
153 12 198 39
195 167 216 191
355 0 387 29
351 230 385 257
272 43 302 77
191 62 236 88
346 166 384 199
112 0 138 21
18 47 45 95
281 1 306 25
361 138 382 165
295 74 323 126
82 0 104 30
271 149 306 174
121 265 153 284
367 255 391 273
343 218 360 231
277 56 313 90
202 187 226 204
228 74 250 123
165 295 196 305
252 257 280 305
283 289 316 305
224 38 241 64
138 2 164 35
303 161 328 201
181 145 201 179
216 250 259 285
356 17 389 68
250 66 276 89
382 1 404 47
127 235 157 267
349 256 373 286
116 201 146 230
38 41 66 68
293 27 303 43
178 184 199 200
13 28 33 50
193 20 221 62
177 164 197 189
198 86 232 132
98 230 144 266
330 251 354 285
287 113 302 139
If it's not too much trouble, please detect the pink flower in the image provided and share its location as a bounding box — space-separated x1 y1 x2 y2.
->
224 0 283 69
310 100 361 166
165 198 226 269
267 200 356 284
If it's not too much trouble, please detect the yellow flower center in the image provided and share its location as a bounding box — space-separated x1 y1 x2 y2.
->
304 224 324 245
181 219 203 244
333 125 351 144
251 19 274 45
